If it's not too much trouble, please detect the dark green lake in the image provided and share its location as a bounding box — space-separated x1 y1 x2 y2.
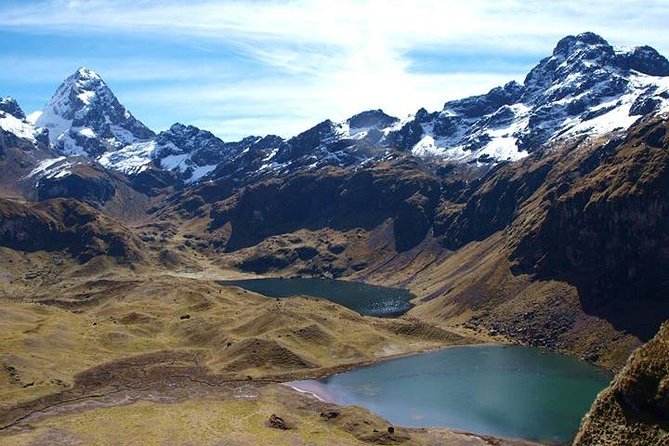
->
290 345 611 444
218 278 414 317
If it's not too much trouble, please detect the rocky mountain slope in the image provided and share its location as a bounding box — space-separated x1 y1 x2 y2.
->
0 197 144 263
0 97 49 152
392 115 668 371
509 117 669 340
574 321 669 445
0 98 58 200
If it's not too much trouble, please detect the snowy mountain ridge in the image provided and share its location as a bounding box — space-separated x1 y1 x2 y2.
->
0 97 49 148
386 33 669 162
4 32 669 187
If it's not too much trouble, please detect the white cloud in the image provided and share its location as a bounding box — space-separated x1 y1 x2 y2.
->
1 0 668 140
128 71 513 139
3 0 668 53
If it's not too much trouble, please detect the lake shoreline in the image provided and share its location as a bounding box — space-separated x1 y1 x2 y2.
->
218 277 416 317
284 344 612 445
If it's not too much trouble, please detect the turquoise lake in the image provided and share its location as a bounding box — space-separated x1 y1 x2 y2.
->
290 345 611 444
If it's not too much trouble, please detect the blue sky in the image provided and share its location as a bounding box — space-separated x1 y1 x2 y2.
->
1 0 668 140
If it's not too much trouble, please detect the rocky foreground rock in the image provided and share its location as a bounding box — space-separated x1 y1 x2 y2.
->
574 321 669 445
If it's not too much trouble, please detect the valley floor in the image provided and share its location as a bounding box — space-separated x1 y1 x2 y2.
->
1 378 539 446
0 266 539 446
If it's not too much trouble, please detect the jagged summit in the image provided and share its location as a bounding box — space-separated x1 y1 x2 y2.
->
552 32 610 57
152 122 234 181
0 96 49 148
99 121 256 183
0 97 26 119
34 67 154 157
73 66 102 81
388 32 669 161
346 109 399 130
526 32 669 89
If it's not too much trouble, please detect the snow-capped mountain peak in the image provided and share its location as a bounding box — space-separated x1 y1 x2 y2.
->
75 66 101 81
383 32 669 163
34 67 154 157
522 32 669 105
99 122 254 183
551 31 610 58
0 96 49 148
0 96 27 120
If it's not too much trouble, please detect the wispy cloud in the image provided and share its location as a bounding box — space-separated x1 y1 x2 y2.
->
126 72 512 138
1 0 668 140
4 0 668 52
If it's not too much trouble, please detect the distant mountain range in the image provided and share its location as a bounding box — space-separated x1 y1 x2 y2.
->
2 32 669 194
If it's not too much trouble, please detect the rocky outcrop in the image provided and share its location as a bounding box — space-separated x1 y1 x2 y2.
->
36 163 117 207
0 197 144 263
267 414 291 430
510 118 669 340
574 321 669 445
0 97 27 119
206 158 440 253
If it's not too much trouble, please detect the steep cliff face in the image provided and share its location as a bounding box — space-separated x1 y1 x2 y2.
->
574 322 669 445
509 118 669 340
35 163 117 207
0 198 145 263
396 117 669 371
433 156 552 249
204 158 440 253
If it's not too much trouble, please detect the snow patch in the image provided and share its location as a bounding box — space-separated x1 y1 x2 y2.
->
186 164 217 183
160 153 189 171
0 113 38 142
78 127 96 138
28 157 67 177
26 111 42 124
479 104 530 161
59 132 88 156
109 125 137 145
261 148 279 163
98 141 156 175
77 90 96 105
36 108 72 144
27 157 73 182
